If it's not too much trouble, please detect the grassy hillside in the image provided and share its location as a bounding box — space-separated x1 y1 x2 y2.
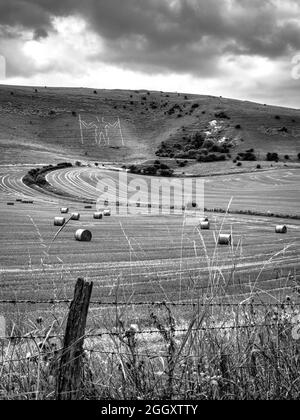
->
0 84 299 167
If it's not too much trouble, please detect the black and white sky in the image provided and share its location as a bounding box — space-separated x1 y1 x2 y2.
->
0 0 299 107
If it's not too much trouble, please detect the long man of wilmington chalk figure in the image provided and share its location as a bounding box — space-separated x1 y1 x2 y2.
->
79 115 124 147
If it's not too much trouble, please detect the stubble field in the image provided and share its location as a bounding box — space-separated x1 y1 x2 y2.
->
0 165 299 309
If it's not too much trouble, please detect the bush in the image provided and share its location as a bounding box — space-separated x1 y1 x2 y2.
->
237 162 242 167
279 127 288 133
215 111 230 120
197 153 226 163
238 151 257 161
159 169 174 177
235 124 241 129
159 163 170 170
23 162 73 188
191 132 205 149
128 165 139 174
186 149 199 159
203 139 215 150
257 164 262 169
211 144 229 154
284 155 290 160
298 153 300 160
36 175 47 186
266 152 279 162
143 166 158 176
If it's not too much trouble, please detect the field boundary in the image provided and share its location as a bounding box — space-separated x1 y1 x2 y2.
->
1 278 300 400
1 299 299 307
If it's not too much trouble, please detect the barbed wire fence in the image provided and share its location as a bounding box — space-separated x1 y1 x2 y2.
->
1 278 299 399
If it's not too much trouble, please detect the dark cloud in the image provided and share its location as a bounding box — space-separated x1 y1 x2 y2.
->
0 0 300 78
33 27 48 40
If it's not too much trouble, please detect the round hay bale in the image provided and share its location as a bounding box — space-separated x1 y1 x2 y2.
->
16 199 22 202
54 217 65 227
200 221 210 230
75 229 92 242
275 225 287 234
7 202 15 206
60 207 69 214
103 210 111 217
93 212 103 220
71 213 80 221
84 205 92 209
218 234 232 245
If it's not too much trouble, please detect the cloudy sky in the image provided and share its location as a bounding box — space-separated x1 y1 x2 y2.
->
0 0 299 108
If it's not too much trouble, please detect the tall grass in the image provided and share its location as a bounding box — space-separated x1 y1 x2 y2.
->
1 293 299 400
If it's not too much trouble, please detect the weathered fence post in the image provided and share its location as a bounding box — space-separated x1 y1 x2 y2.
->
56 278 93 400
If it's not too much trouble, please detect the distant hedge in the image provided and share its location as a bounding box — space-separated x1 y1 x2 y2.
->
23 162 73 187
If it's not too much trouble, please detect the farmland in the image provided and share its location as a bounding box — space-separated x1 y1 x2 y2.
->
0 165 299 310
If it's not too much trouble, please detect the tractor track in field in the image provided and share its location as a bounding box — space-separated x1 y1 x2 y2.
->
0 164 299 304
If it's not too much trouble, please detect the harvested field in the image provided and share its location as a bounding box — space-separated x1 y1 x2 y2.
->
0 165 299 310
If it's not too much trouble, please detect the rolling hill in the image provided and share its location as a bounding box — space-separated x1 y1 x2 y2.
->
0 84 299 169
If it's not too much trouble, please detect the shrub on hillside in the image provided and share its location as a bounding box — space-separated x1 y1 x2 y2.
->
215 111 230 120
197 153 226 163
211 144 230 154
203 139 215 150
238 151 257 161
266 152 279 162
159 169 174 177
159 163 171 170
279 127 288 133
143 166 158 176
191 132 205 149
36 175 47 186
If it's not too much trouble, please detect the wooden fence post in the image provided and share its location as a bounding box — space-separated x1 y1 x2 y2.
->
56 278 93 400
